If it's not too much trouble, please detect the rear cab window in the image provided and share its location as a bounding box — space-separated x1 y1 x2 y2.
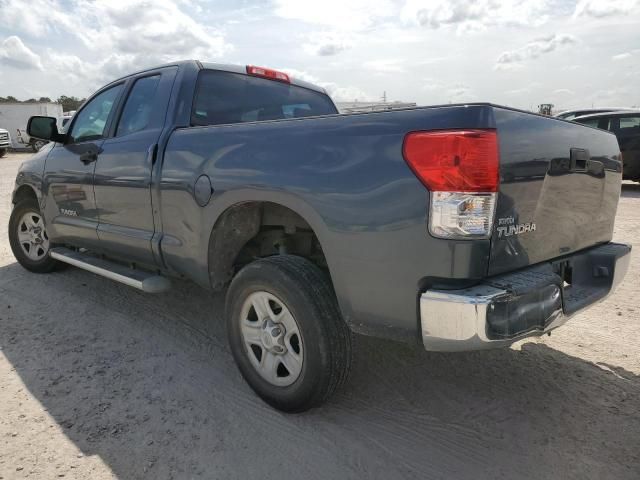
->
618 116 640 135
191 70 337 126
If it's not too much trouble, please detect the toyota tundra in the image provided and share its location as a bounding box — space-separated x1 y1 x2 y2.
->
10 61 631 412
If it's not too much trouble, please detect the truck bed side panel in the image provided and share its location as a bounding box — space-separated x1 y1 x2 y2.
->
160 106 496 342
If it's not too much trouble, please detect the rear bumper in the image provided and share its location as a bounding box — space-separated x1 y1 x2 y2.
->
420 242 631 351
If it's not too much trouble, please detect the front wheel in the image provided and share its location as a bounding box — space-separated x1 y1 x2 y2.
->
226 255 352 412
8 198 60 273
0 148 7 158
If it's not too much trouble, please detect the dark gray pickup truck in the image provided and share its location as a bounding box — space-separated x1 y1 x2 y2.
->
10 60 631 412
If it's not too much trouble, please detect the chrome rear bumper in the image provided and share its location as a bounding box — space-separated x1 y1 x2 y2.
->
420 242 631 351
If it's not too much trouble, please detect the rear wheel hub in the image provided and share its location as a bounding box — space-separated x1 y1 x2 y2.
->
239 291 304 387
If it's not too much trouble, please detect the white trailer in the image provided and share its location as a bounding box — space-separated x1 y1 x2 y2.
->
0 102 63 150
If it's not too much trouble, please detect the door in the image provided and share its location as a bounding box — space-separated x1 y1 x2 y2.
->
43 83 124 248
93 67 177 266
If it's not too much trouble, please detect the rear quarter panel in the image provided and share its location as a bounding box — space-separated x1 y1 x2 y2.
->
160 106 496 341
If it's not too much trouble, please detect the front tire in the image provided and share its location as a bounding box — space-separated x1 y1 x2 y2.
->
9 198 60 273
0 148 7 158
226 255 352 412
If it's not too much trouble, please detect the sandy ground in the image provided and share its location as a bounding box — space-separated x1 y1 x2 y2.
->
0 151 638 480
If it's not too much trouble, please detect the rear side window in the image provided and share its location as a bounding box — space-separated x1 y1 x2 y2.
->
577 118 602 128
116 75 161 136
618 116 640 134
191 70 337 126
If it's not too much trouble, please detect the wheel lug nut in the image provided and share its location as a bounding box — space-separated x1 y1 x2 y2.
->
272 328 281 336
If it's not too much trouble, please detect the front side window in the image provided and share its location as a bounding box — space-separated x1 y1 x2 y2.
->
191 70 337 126
69 84 123 142
116 75 161 136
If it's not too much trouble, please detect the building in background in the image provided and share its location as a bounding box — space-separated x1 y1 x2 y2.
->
335 101 417 114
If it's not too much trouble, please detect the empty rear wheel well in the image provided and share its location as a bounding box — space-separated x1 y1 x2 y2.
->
207 202 328 290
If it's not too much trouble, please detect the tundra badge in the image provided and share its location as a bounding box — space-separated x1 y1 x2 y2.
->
496 216 536 238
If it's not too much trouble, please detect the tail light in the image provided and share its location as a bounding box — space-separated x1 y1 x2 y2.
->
246 65 290 83
403 129 499 239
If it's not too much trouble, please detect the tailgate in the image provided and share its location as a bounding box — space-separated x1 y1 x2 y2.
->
489 108 623 276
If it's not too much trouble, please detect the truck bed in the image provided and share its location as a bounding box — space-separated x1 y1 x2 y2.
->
160 104 622 341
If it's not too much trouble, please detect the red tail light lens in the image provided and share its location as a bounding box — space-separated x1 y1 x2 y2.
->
402 129 499 192
246 65 290 83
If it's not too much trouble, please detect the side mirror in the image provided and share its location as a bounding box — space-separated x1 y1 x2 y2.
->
26 116 65 143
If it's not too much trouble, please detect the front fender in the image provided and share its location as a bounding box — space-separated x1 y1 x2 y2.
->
11 144 53 205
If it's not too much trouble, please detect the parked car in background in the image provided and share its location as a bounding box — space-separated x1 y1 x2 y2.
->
0 103 63 150
556 107 638 121
61 111 76 132
0 128 10 157
573 111 640 182
15 129 48 152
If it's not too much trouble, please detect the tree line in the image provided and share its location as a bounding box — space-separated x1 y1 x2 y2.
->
0 95 86 112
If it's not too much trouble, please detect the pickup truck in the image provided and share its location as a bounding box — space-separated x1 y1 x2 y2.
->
573 110 640 182
0 127 10 157
10 60 631 412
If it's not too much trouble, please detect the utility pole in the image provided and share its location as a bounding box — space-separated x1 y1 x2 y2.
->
381 91 387 103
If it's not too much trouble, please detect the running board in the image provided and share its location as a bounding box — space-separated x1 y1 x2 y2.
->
49 247 171 293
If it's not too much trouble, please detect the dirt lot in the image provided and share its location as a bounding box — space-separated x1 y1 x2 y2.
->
0 151 638 479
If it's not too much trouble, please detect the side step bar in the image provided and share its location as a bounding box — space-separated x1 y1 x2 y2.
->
50 247 171 293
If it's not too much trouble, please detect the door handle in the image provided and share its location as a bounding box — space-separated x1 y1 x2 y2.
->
570 148 589 172
80 151 98 164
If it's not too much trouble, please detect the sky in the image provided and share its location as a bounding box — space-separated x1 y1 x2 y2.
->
0 0 639 111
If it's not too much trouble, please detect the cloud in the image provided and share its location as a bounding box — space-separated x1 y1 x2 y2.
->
273 0 394 30
316 44 346 56
401 0 557 33
495 34 577 68
303 32 352 56
0 36 43 70
612 52 633 61
83 0 230 59
421 79 444 91
0 0 237 99
0 0 77 38
0 0 638 110
553 88 574 95
446 83 475 102
362 59 406 74
0 0 231 88
505 87 532 96
573 0 640 18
